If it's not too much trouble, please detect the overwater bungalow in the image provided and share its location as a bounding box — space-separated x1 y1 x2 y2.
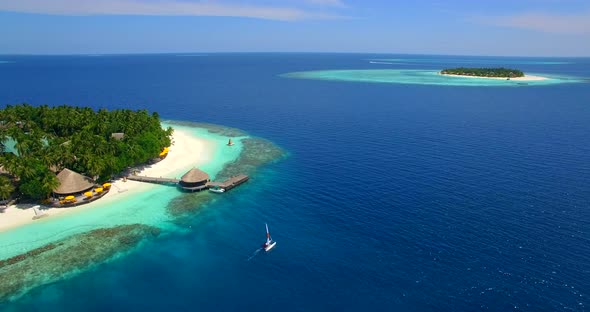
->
178 168 210 192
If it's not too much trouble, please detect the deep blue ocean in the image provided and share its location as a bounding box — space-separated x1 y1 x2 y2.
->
1 54 590 311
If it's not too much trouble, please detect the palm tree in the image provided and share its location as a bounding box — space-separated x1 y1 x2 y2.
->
16 157 37 179
40 172 59 199
0 175 15 201
0 103 173 198
85 155 105 178
0 154 19 176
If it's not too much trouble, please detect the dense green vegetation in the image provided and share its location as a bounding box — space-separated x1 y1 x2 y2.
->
0 175 14 201
0 104 172 199
441 67 524 78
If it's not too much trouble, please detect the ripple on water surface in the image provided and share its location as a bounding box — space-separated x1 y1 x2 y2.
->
282 69 585 87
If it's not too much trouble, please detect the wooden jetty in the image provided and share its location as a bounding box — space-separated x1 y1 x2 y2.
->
125 172 249 193
206 174 249 191
126 175 180 185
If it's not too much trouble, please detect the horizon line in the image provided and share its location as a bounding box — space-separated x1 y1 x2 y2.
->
1 51 589 58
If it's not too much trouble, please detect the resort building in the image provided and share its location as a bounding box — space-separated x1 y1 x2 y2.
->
53 168 97 204
178 168 210 192
111 132 125 140
53 168 94 196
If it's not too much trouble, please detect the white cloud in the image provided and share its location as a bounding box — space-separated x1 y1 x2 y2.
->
475 11 590 34
0 0 344 21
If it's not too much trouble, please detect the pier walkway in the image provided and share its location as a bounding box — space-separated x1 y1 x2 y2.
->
126 175 180 185
125 173 249 192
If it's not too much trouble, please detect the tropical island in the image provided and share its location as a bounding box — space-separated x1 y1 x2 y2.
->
0 104 173 203
0 107 285 301
440 67 525 78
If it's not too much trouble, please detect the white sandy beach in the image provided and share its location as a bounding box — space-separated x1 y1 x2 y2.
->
0 127 215 233
441 73 549 81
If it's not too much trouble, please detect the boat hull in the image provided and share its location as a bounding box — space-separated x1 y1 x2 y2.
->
264 241 277 252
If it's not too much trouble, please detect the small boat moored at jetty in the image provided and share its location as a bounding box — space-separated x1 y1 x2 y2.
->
262 223 277 252
209 186 225 193
206 174 249 192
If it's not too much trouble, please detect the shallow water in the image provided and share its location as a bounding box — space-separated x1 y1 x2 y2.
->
0 53 589 311
283 69 583 86
0 123 244 260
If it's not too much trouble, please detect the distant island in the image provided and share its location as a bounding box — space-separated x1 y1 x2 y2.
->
440 67 525 78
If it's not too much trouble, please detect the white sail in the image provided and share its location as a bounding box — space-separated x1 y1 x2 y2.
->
265 223 272 243
263 223 276 251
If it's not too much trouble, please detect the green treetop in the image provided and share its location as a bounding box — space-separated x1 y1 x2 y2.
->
440 67 525 78
0 104 173 199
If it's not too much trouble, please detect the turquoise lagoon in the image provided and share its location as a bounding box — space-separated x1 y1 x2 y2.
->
283 69 584 87
0 122 245 260
1 53 589 311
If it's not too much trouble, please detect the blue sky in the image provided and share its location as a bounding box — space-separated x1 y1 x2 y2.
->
0 0 589 56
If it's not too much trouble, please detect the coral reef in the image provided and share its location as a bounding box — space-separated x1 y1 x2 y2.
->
0 224 160 302
0 122 286 302
166 135 285 216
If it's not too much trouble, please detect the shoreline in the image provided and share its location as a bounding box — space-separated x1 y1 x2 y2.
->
440 73 550 81
0 126 216 233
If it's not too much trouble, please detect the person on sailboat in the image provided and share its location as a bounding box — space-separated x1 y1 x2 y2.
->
262 223 276 251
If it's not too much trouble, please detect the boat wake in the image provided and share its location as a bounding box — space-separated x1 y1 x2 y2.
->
246 248 262 261
247 223 277 260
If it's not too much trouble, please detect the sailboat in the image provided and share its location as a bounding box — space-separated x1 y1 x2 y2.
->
262 223 277 252
227 138 234 146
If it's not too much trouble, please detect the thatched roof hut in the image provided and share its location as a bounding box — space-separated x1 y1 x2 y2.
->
53 168 94 195
178 168 210 192
180 168 209 184
111 133 125 140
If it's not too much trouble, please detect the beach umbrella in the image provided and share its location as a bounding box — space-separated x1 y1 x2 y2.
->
84 191 93 197
159 147 170 156
64 195 75 200
102 182 111 188
94 187 103 193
